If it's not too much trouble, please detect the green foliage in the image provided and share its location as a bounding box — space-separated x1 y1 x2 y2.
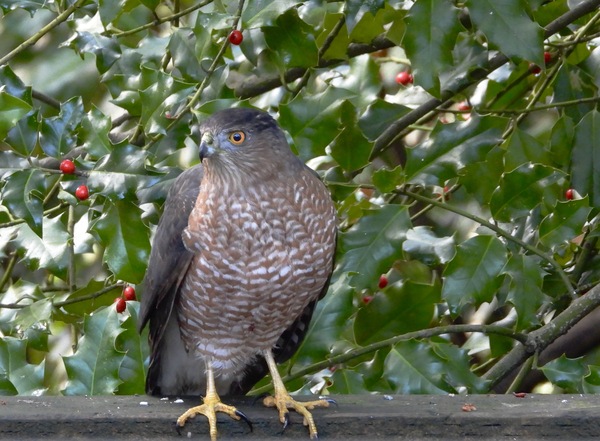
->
1 0 600 399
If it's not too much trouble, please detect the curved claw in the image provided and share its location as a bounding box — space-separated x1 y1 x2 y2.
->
235 409 253 432
282 412 290 431
323 398 338 407
175 421 183 436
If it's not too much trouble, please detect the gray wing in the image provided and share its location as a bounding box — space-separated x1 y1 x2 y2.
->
137 164 203 392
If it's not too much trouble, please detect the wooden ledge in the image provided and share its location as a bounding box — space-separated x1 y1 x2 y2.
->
2 394 600 440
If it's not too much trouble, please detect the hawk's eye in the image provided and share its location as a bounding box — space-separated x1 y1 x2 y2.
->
228 131 246 145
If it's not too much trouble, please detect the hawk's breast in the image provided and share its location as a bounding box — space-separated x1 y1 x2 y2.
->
177 171 336 373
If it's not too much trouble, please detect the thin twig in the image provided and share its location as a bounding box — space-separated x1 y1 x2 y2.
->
67 205 76 293
0 0 87 65
252 324 526 395
110 0 214 38
53 283 123 307
0 253 18 293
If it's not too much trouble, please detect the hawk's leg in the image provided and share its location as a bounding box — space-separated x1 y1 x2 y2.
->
262 350 330 439
176 360 251 441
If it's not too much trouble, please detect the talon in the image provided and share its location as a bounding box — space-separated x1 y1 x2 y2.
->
235 409 253 432
282 412 290 431
324 398 337 407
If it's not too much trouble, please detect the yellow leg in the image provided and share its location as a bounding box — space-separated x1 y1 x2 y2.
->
262 350 331 439
176 361 250 441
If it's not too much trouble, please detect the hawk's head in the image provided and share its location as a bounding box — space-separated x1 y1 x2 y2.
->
195 108 300 183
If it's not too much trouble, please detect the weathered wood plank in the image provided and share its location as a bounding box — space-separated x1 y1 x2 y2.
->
2 394 600 440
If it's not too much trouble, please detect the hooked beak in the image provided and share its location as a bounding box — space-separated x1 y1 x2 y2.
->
199 132 216 161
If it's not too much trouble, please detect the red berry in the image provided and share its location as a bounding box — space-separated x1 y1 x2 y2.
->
395 71 413 86
378 275 388 289
60 159 76 174
457 102 471 112
565 188 574 200
544 51 552 64
75 185 89 201
229 30 243 45
123 286 136 301
529 63 541 74
362 295 373 304
115 297 126 313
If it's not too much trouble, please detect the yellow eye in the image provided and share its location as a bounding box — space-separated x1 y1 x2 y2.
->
228 131 246 145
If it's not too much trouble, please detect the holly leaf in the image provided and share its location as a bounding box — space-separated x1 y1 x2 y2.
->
0 337 45 395
539 354 587 392
344 0 385 34
279 87 353 161
354 276 440 346
1 169 49 236
330 101 372 172
571 110 600 207
404 0 462 96
337 204 411 290
0 92 32 140
539 198 591 250
116 302 148 394
11 215 70 279
490 163 565 222
442 235 507 315
263 9 318 69
62 307 125 395
39 97 85 158
504 254 547 330
466 0 544 65
405 115 507 186
90 200 150 283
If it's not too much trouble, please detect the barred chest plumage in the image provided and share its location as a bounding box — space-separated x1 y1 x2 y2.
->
177 169 336 375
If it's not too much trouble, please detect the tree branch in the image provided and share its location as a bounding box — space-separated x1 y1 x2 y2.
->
233 35 396 99
252 324 526 395
483 282 600 390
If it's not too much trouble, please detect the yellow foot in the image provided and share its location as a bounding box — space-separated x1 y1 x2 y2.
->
176 394 252 441
263 393 332 439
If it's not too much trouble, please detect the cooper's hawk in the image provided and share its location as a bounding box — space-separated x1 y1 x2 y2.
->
138 108 337 440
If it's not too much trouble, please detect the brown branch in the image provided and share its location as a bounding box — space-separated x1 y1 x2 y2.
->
233 35 396 99
483 282 600 390
251 324 526 395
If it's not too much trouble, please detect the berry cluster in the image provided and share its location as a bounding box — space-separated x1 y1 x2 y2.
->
115 286 136 313
59 158 90 201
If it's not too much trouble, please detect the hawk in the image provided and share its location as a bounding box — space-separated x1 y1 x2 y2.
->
138 108 337 440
